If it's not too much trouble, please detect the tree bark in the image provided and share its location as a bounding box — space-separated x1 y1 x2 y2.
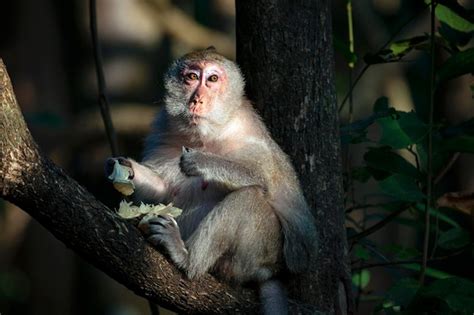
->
0 59 258 314
236 1 353 314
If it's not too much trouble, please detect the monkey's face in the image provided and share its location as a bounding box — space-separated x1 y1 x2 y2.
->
164 51 245 132
180 61 228 125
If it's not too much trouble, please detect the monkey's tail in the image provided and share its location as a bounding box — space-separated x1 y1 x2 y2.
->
259 279 289 315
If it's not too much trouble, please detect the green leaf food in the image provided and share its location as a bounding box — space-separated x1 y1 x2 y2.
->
108 160 135 196
117 200 182 219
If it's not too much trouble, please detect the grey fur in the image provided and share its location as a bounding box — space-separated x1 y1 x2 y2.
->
107 50 317 313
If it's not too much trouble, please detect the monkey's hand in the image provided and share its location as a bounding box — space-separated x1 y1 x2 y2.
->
138 215 188 269
105 157 134 179
179 147 204 177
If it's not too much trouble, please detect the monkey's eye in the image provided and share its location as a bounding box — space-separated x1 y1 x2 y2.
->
208 75 219 82
186 73 198 80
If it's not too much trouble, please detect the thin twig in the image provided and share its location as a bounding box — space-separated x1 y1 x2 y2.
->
89 0 119 156
407 145 421 172
430 206 440 259
352 244 470 271
434 152 460 184
420 0 437 285
349 206 408 242
345 202 393 214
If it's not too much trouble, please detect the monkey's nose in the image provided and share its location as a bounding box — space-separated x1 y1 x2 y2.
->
192 98 204 105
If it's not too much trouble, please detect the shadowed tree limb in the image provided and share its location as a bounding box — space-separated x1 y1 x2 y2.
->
0 59 259 315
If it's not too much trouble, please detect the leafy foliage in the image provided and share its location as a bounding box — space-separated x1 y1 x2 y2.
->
339 1 474 313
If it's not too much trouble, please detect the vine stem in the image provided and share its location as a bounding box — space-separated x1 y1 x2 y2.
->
338 3 430 113
352 244 469 271
420 0 437 285
89 0 119 156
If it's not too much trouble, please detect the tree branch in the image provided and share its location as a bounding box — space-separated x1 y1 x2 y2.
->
0 59 258 314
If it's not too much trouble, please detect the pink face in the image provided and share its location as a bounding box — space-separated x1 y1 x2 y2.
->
181 61 227 123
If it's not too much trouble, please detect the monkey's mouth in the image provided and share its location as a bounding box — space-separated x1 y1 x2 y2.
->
190 115 200 125
189 113 204 126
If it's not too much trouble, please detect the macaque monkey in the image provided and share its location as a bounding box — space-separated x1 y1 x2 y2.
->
106 48 317 314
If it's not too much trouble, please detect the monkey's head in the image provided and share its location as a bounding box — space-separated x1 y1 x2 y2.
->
163 48 245 131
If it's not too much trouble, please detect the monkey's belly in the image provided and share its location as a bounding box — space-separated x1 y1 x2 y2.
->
172 178 228 239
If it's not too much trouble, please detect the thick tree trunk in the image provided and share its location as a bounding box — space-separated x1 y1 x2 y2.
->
0 59 259 314
236 1 353 314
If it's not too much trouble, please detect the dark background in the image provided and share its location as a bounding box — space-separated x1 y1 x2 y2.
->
0 1 472 314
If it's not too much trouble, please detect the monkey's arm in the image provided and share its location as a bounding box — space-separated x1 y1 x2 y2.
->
106 157 170 202
180 149 266 191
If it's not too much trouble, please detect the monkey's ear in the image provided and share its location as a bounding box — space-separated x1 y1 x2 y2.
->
206 46 217 52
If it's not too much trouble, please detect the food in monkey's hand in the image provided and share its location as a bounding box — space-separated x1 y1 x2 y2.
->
107 159 135 196
116 200 182 220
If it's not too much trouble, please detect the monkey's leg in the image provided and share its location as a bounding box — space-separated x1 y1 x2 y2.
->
185 186 280 280
139 186 280 279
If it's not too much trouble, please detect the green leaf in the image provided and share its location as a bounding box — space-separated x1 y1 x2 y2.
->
422 277 474 312
438 227 470 250
341 107 393 144
334 35 358 66
352 270 371 289
445 295 474 313
377 111 429 149
373 96 389 113
414 203 460 228
436 4 474 33
379 174 425 202
364 147 421 179
437 47 474 83
390 35 429 56
384 278 421 310
351 166 372 183
364 36 429 64
438 135 474 153
401 264 453 279
353 244 370 260
341 99 397 145
383 244 420 260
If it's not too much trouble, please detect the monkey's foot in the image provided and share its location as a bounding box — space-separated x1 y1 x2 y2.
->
138 215 188 268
